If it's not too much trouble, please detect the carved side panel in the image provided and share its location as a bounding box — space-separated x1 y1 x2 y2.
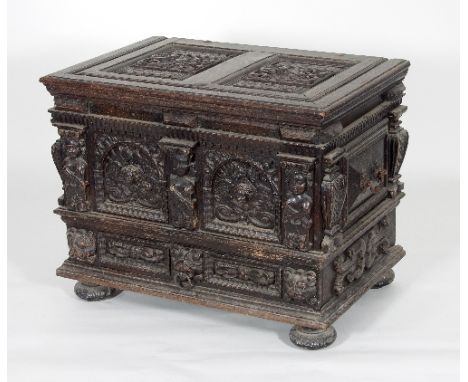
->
160 138 198 230
66 228 96 264
97 233 170 276
283 267 318 306
202 149 280 241
94 130 166 221
51 124 89 211
333 217 391 295
171 246 204 289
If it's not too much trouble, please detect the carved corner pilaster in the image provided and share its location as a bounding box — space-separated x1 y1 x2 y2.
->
278 153 315 251
160 138 198 230
320 148 346 253
51 123 89 211
387 105 409 197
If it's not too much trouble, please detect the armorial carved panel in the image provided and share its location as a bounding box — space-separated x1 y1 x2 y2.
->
203 149 280 242
94 132 167 221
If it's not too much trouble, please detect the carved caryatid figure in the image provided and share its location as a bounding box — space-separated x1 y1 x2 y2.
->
283 173 313 250
52 136 89 211
168 150 197 229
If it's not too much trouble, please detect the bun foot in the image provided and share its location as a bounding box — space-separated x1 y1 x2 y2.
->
289 325 336 350
372 269 395 289
74 282 122 301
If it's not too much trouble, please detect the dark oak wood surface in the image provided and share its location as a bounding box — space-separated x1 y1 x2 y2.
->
41 37 409 349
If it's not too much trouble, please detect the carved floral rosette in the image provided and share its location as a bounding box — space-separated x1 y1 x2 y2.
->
66 228 96 264
333 217 390 295
202 149 280 241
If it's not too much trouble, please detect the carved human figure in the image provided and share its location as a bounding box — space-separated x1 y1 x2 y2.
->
283 173 313 250
61 140 88 211
168 151 197 229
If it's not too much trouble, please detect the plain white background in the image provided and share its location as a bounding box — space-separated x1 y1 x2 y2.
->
7 0 460 381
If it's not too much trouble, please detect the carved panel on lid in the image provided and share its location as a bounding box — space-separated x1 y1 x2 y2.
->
107 44 242 80
226 56 353 93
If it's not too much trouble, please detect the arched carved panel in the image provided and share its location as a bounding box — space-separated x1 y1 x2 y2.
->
203 150 280 241
94 133 167 222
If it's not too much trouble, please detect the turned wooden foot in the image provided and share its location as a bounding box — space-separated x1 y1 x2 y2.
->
289 325 337 350
372 269 395 289
74 282 122 301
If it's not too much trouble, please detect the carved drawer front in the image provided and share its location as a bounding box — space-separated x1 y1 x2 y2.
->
205 257 281 298
345 132 387 223
94 126 167 222
201 148 281 242
97 233 170 277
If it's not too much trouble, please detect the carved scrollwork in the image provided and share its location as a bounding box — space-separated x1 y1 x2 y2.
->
283 267 317 305
333 218 390 295
171 247 204 289
66 228 96 264
51 125 89 211
215 262 275 287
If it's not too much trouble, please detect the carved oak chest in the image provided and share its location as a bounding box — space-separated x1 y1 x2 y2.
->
41 37 409 349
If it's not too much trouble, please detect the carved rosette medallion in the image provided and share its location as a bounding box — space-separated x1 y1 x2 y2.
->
333 218 390 295
283 267 318 305
171 247 204 289
279 154 315 251
95 134 166 221
203 150 279 241
66 228 96 264
160 138 198 230
51 124 89 211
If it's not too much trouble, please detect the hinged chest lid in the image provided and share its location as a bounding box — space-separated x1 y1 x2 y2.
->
41 36 409 127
